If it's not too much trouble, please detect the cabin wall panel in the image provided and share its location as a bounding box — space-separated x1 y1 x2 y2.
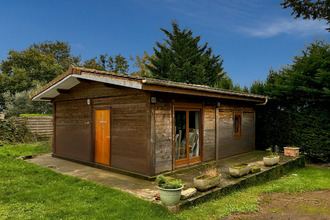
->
217 103 255 159
55 99 91 161
154 101 173 174
203 106 216 161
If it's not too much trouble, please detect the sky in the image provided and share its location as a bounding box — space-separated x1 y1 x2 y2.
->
0 0 328 87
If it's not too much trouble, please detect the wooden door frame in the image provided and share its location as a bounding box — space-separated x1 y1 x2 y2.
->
174 107 203 167
92 107 112 166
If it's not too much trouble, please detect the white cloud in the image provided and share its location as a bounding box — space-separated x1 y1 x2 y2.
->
240 19 328 38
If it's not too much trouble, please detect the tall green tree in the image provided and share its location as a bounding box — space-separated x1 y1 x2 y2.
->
130 51 155 77
83 54 129 75
253 40 330 162
0 41 80 110
281 0 330 31
148 21 224 87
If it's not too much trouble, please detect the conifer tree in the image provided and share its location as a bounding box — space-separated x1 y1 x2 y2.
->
148 21 224 87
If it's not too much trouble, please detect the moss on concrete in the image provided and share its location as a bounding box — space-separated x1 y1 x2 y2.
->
178 155 306 211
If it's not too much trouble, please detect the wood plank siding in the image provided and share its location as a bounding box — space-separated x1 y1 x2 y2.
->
154 98 173 174
54 81 151 175
203 105 216 162
217 103 255 159
55 99 91 161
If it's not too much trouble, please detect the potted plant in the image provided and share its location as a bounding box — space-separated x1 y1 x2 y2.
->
229 163 251 177
193 167 221 191
263 145 280 166
156 175 184 206
284 146 300 157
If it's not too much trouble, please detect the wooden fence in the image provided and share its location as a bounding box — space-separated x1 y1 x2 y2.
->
15 116 53 138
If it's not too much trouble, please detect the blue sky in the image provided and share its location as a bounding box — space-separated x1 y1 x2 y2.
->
0 0 328 87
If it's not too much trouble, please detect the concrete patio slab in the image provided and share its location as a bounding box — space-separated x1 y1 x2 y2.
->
26 153 158 201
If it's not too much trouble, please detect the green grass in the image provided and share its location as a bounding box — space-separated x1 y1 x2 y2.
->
1 143 329 220
177 166 330 219
19 114 52 117
0 142 51 157
0 143 173 220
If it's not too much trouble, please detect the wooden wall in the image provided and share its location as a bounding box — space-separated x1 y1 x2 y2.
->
217 103 255 159
154 99 173 174
54 81 151 175
14 116 53 138
203 105 216 161
55 99 91 161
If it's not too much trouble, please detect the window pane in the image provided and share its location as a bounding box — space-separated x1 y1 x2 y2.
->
235 116 239 133
175 111 187 160
189 111 200 158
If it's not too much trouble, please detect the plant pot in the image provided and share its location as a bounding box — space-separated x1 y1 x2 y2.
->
158 186 184 206
193 174 221 191
284 147 299 157
263 156 280 166
229 164 251 177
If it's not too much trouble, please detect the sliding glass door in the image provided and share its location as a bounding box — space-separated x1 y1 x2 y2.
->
175 109 201 167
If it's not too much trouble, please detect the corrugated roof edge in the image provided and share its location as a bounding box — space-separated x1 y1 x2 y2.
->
30 65 268 102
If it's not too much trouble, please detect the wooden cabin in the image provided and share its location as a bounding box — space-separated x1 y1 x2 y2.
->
31 66 268 177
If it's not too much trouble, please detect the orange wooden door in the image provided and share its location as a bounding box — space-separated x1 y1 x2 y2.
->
94 109 110 165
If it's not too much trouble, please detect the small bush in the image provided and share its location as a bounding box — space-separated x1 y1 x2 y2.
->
156 175 183 189
0 118 43 144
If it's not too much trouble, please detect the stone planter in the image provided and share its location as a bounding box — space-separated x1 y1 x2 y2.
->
158 186 184 206
229 164 251 177
193 174 221 191
284 147 300 157
263 156 280 166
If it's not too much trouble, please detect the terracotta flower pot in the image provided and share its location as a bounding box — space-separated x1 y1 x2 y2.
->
229 164 251 177
284 147 300 157
193 174 221 191
263 156 280 166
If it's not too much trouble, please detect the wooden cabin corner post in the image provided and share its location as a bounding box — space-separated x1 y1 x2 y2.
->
52 101 56 154
215 106 219 160
171 100 175 170
147 93 156 176
89 98 93 162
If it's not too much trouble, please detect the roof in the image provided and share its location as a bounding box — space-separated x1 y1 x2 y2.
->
30 66 268 103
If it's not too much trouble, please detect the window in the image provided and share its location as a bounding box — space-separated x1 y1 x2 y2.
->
234 112 241 137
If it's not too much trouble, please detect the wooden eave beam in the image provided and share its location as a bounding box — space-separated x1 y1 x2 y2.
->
57 89 70 94
142 84 265 103
77 78 92 84
40 97 54 100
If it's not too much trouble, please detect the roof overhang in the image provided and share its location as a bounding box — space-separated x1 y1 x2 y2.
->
31 66 268 104
31 73 143 101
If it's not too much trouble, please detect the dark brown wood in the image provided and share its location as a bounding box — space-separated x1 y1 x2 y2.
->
234 111 242 137
53 101 56 153
55 99 91 161
147 93 155 176
77 78 92 84
217 103 255 159
142 84 265 103
57 89 70 94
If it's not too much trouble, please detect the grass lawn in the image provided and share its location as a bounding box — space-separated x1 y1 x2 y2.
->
0 142 173 220
0 143 329 219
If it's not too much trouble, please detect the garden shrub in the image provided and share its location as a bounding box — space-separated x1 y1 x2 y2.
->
0 118 43 144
